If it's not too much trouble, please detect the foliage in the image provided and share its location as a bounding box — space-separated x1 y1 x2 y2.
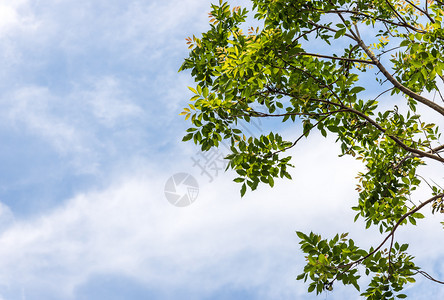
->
179 0 444 298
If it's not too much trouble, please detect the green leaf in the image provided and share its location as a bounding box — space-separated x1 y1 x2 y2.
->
399 40 410 47
352 280 360 291
350 86 366 94
412 212 424 219
400 244 408 252
296 231 307 240
188 86 198 94
182 133 193 141
179 3 444 297
334 28 346 39
240 183 246 197
296 273 305 280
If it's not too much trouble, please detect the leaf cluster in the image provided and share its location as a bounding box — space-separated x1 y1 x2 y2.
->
180 0 444 298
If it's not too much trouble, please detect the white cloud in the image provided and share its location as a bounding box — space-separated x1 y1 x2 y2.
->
0 135 355 299
0 0 213 174
0 0 36 36
4 86 84 154
81 77 143 128
0 135 441 299
0 78 144 174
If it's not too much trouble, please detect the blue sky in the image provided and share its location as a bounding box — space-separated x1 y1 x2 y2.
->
0 0 442 299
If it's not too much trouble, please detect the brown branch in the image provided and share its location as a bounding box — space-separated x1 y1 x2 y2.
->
268 114 332 157
245 108 348 118
404 0 435 23
271 89 444 163
373 87 394 101
357 193 444 264
384 0 411 29
355 38 444 116
306 20 358 41
334 3 444 115
430 144 444 154
292 28 317 43
435 83 444 103
324 9 426 33
278 61 346 106
345 105 444 162
266 86 444 162
275 47 444 162
295 4 428 34
330 192 444 285
288 22 444 159
295 52 375 65
416 270 444 284
394 144 444 169
388 232 395 276
330 5 361 42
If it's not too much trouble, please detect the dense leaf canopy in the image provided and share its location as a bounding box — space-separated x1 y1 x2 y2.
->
180 0 444 298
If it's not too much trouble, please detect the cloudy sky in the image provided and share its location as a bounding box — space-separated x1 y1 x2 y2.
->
0 0 442 299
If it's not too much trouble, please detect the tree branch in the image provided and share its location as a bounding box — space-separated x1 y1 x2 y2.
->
330 192 444 285
330 3 444 116
384 0 411 28
243 108 348 118
306 20 358 41
270 88 444 163
267 114 332 157
344 105 444 163
355 38 444 116
295 52 375 65
394 144 444 170
321 9 427 33
416 270 444 284
404 0 435 23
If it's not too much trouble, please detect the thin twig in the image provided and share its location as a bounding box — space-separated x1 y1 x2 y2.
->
404 0 435 23
295 52 375 65
268 114 332 156
415 270 444 284
329 193 444 286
